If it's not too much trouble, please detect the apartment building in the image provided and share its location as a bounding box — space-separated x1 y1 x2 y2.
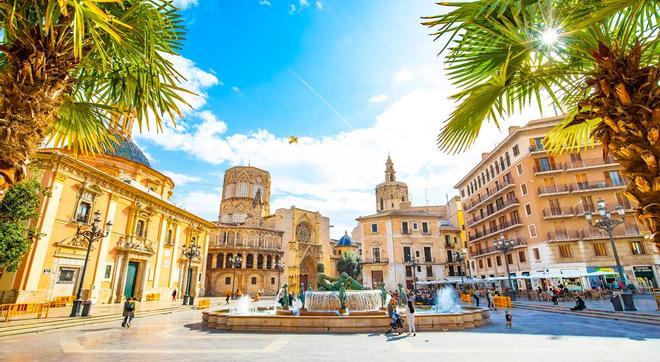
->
455 116 659 290
356 156 462 290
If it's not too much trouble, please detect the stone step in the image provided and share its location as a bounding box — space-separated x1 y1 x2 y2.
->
512 303 660 326
0 306 190 338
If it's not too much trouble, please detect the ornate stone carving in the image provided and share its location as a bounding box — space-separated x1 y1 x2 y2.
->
295 223 312 243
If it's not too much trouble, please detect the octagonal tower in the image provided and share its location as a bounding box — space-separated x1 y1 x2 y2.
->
218 166 271 225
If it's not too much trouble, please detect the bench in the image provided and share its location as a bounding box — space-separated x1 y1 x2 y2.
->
493 296 512 308
197 299 211 310
49 296 75 308
1 303 51 322
145 293 160 302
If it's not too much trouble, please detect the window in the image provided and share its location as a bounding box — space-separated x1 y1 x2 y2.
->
487 258 492 267
505 152 511 166
75 202 91 223
371 223 378 233
446 250 454 262
506 253 513 264
581 196 595 212
372 248 381 262
416 266 421 273
166 229 173 244
422 222 429 234
630 241 645 255
516 164 523 176
521 183 528 196
518 251 526 263
271 277 276 285
528 224 537 238
478 260 483 268
412 222 418 230
606 171 624 186
402 222 409 234
224 183 235 198
236 182 249 197
216 256 223 268
576 173 589 189
524 204 532 216
496 256 502 266
135 220 146 237
379 198 384 211
470 261 475 270
405 266 412 277
537 157 552 172
225 277 231 285
251 277 257 285
513 144 520 156
559 245 572 258
403 247 411 262
424 247 432 262
533 248 540 260
530 137 544 151
594 242 607 256
104 265 112 279
426 266 433 277
548 199 561 215
58 268 76 283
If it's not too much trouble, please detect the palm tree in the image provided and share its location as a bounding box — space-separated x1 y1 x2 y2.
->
423 0 659 244
0 0 188 193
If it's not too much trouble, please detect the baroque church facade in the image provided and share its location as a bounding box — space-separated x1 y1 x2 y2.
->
206 166 336 296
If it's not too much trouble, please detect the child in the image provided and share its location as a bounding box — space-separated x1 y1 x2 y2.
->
505 311 512 329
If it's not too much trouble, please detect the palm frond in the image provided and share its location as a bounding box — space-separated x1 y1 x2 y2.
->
544 113 602 154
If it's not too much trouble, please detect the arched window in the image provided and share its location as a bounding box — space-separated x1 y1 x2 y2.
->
379 198 384 210
225 253 233 267
135 220 145 237
206 254 212 269
266 255 272 269
295 223 312 243
217 253 224 268
236 253 243 268
257 255 264 269
505 152 511 166
224 183 235 199
75 202 91 223
246 254 254 268
274 255 280 268
236 182 249 197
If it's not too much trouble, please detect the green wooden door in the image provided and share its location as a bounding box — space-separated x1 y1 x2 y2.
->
124 262 139 298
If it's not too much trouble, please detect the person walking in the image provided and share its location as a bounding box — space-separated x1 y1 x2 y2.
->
406 299 416 336
225 293 230 305
486 288 493 310
473 289 480 307
171 289 177 302
122 297 136 328
505 311 512 328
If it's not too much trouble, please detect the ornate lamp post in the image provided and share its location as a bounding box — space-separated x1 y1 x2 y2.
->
453 248 468 285
181 241 201 306
229 254 243 299
275 259 285 291
585 198 636 310
70 210 112 317
410 258 419 293
494 234 517 301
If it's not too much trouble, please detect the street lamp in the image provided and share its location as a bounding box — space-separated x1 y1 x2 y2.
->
229 254 243 299
494 234 517 301
584 198 627 286
453 248 467 285
275 259 285 291
410 258 419 293
70 210 112 317
181 241 201 305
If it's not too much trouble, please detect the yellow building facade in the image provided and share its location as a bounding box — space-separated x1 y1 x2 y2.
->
0 139 213 304
206 166 335 296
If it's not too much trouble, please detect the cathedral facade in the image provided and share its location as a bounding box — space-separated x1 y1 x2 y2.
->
206 166 335 296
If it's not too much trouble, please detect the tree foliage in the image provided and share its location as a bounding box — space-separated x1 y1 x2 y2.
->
336 251 362 283
0 179 48 272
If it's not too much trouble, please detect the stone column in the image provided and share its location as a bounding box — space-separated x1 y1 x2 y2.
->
91 195 118 303
139 260 150 301
152 216 168 291
168 224 183 288
114 254 129 303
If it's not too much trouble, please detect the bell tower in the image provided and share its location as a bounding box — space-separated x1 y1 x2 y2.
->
375 155 409 212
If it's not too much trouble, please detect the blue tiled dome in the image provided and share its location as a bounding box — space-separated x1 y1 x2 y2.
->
337 231 353 247
104 136 151 167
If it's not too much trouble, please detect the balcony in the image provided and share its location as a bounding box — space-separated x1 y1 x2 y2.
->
529 144 546 153
463 179 515 212
547 225 642 242
545 230 581 242
468 220 524 242
537 184 572 197
470 238 527 258
467 197 520 227
361 258 389 264
533 163 564 174
566 156 618 170
572 180 627 193
542 207 577 219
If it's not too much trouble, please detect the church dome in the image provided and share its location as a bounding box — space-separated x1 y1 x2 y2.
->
337 231 354 247
103 136 151 167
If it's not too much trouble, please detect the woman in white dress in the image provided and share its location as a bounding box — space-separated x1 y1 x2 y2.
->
406 300 416 336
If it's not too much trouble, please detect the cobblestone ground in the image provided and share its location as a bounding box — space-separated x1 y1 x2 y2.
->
0 308 658 362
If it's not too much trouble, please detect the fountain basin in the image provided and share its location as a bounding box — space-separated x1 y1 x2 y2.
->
202 306 490 333
304 290 383 312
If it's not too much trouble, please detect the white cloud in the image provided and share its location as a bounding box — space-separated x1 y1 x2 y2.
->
162 171 202 186
368 94 388 104
315 1 323 10
393 67 415 85
288 4 296 14
299 0 310 8
164 54 220 111
171 190 220 220
231 86 241 93
259 0 272 6
172 0 198 10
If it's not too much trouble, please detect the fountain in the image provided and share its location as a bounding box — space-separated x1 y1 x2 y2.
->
304 290 382 314
230 296 257 315
432 287 463 314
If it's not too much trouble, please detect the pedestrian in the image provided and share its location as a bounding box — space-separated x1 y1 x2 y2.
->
505 311 512 328
473 289 480 307
225 293 230 305
122 297 136 328
570 296 587 311
486 289 493 310
406 299 416 336
171 289 177 302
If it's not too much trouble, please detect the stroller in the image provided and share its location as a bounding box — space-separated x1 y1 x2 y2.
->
387 312 404 335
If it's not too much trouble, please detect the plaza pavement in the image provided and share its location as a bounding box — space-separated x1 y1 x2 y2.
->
0 304 658 362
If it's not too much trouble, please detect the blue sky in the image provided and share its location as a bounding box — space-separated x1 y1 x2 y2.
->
135 0 545 237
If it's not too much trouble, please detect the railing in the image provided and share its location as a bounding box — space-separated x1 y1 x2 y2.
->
529 144 545 152
361 258 389 264
567 157 617 169
537 184 572 196
117 236 156 253
1 303 50 322
533 163 563 173
546 225 642 241
469 220 524 241
573 180 627 191
467 197 520 226
542 207 576 218
470 238 527 257
546 230 581 241
463 178 514 211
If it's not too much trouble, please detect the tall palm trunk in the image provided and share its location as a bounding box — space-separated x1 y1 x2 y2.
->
0 27 76 193
576 43 659 244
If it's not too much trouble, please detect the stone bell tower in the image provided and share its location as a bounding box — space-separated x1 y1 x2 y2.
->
218 166 271 225
375 155 409 212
